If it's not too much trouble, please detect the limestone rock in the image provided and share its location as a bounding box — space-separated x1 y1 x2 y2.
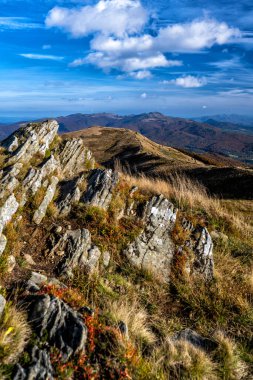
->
0 194 19 234
0 163 22 199
27 294 87 359
82 169 119 210
125 195 177 281
0 294 6 317
7 255 16 272
3 120 58 165
54 229 101 277
23 155 59 196
193 227 214 280
173 328 218 352
58 138 94 177
56 174 85 216
103 251 111 268
13 346 54 380
0 234 7 256
33 176 59 225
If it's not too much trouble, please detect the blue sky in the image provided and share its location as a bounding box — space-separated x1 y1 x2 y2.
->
0 0 253 119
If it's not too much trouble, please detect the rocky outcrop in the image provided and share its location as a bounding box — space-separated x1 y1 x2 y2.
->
125 195 177 281
2 120 58 165
0 194 19 234
193 227 214 280
53 229 101 277
33 176 59 225
56 174 85 216
58 138 94 177
0 163 22 199
27 294 87 360
23 155 59 196
180 219 214 280
82 169 119 210
0 194 19 255
13 346 54 380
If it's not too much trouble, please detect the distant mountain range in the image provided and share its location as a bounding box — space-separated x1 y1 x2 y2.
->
1 112 253 164
195 114 253 127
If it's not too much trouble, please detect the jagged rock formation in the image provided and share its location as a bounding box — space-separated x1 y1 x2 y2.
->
2 120 58 165
0 163 22 199
58 138 94 177
33 176 59 225
125 195 177 281
180 220 214 280
56 174 85 216
193 227 214 280
22 155 59 196
82 169 119 210
13 346 54 380
27 294 87 360
51 229 101 277
0 194 19 255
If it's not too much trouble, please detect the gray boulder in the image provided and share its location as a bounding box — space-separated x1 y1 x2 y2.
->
173 328 218 352
125 195 177 281
27 294 87 360
82 169 119 210
33 176 59 225
58 138 94 177
54 229 101 277
13 346 54 380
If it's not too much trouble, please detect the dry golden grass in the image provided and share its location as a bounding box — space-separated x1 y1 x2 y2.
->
123 172 252 237
0 304 30 364
214 332 248 380
108 298 156 347
150 337 217 380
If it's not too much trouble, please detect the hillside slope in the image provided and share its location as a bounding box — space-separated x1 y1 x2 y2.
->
57 112 253 163
64 126 205 173
0 120 252 379
65 126 253 199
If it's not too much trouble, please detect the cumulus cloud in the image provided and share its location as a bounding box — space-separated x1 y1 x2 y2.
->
20 54 64 61
46 0 241 78
173 75 207 88
140 92 147 98
46 0 147 37
79 52 182 72
156 19 240 52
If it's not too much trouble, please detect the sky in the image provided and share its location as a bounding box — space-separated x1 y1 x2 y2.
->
0 0 253 120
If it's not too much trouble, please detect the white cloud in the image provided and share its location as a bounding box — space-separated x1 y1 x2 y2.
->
46 0 147 38
71 52 182 72
0 17 42 30
46 1 241 78
129 70 152 79
173 75 207 88
141 92 147 98
20 54 64 61
157 19 240 52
